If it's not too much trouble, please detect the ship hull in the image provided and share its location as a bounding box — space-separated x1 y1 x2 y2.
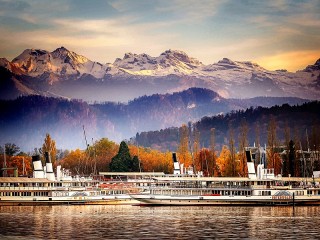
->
131 194 320 206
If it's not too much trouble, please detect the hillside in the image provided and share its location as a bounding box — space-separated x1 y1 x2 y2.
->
0 88 309 150
135 101 320 152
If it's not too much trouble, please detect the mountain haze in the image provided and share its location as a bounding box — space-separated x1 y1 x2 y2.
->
0 88 308 151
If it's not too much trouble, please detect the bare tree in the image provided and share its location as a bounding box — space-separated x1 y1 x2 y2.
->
210 128 217 176
177 124 190 167
267 116 281 175
228 122 236 177
238 119 249 176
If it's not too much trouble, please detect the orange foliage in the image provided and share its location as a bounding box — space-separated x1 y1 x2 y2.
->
0 155 32 176
216 145 230 176
60 149 89 175
237 152 248 177
267 151 282 176
194 148 217 176
129 145 173 173
60 138 118 175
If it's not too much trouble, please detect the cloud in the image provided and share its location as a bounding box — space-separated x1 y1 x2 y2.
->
0 0 319 72
155 0 225 21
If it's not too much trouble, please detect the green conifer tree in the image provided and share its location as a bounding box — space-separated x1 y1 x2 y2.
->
109 141 132 172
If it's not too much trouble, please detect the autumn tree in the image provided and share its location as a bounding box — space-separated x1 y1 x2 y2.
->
0 154 32 177
177 124 192 168
216 145 231 176
193 127 201 172
209 128 218 176
228 122 236 177
129 145 172 173
267 116 282 175
9 156 32 176
282 121 291 176
196 148 213 176
60 149 88 175
42 133 57 166
90 138 118 173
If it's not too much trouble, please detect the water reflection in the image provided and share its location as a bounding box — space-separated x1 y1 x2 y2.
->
0 205 319 239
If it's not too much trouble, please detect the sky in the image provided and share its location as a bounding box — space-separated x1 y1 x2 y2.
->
0 0 319 72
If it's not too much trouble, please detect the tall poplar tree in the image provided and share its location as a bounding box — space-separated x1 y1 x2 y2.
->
228 122 236 177
210 128 218 176
42 133 57 166
238 119 248 177
177 124 191 167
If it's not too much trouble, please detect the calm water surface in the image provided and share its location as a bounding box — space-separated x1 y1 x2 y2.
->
0 205 319 239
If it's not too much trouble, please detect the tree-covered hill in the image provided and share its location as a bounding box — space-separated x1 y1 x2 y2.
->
0 88 311 150
135 101 320 152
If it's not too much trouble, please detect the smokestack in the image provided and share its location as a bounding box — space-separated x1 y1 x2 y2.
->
45 152 55 181
32 155 44 178
245 149 256 179
172 152 181 174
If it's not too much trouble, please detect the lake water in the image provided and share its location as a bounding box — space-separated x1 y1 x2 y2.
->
0 205 319 239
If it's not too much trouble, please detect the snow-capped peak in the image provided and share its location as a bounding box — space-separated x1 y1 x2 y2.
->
51 46 89 65
160 49 202 66
113 49 203 76
11 47 107 79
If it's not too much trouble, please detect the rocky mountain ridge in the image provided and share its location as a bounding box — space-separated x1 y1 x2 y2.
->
1 47 319 101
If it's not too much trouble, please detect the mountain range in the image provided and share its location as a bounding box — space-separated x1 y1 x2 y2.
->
1 47 320 102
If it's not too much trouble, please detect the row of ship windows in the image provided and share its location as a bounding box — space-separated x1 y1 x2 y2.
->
0 192 49 197
258 191 272 196
152 190 252 196
0 183 48 187
0 183 94 187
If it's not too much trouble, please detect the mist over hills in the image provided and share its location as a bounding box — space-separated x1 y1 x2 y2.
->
1 47 320 102
0 88 309 151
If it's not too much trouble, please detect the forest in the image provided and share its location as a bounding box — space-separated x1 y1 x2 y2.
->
1 98 319 178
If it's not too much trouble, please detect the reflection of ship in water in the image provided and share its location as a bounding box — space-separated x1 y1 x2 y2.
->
131 148 320 206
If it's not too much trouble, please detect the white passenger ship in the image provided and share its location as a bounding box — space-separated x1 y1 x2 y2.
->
0 152 159 206
131 150 320 206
